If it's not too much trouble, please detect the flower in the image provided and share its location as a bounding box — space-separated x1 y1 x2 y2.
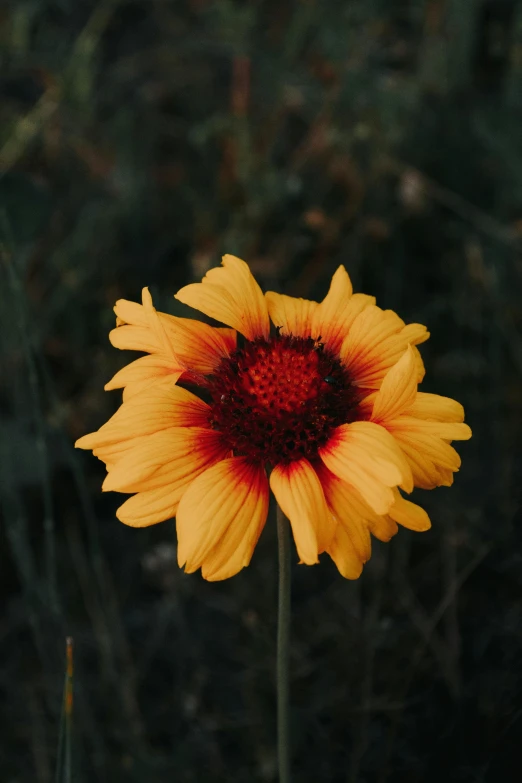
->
76 255 471 580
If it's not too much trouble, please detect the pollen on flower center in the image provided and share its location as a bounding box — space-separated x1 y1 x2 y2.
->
207 333 361 465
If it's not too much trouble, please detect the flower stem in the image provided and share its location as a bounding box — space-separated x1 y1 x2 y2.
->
276 504 291 783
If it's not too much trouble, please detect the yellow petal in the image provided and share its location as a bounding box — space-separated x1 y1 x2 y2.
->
158 313 235 374
315 463 399 544
336 420 414 492
270 459 334 564
411 345 426 383
401 322 430 345
316 465 371 562
406 393 465 422
265 291 318 338
102 427 226 493
105 355 183 399
340 306 408 389
327 525 364 579
140 287 179 365
318 421 413 514
437 468 455 487
98 427 187 492
111 289 233 376
175 254 270 341
320 264 353 303
109 324 158 354
144 287 232 372
367 515 398 542
340 293 377 332
176 457 269 580
92 434 152 467
113 298 148 327
265 268 376 354
201 469 269 581
75 378 210 451
116 485 181 528
371 346 418 423
388 490 431 531
390 429 462 489
215 327 237 354
311 266 359 352
340 306 428 389
264 277 375 355
114 296 237 354
389 417 472 441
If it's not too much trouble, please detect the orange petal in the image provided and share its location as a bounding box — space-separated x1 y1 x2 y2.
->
334 420 414 492
405 393 465 422
113 298 148 327
157 313 235 374
102 427 226 493
141 287 180 364
216 327 237 354
200 469 269 581
312 266 355 352
75 378 210 451
109 324 158 354
371 346 418 423
388 489 431 531
389 428 462 489
327 525 364 579
315 463 399 544
367 515 398 542
437 468 455 487
105 355 183 400
316 465 371 562
343 294 377 323
175 255 270 340
116 484 182 528
92 434 152 468
340 306 427 389
318 421 413 514
265 292 318 338
340 306 407 388
265 270 375 354
115 295 238 347
141 287 232 372
411 345 426 383
270 459 334 564
102 427 224 492
401 322 430 345
176 457 269 580
111 288 233 375
389 417 472 441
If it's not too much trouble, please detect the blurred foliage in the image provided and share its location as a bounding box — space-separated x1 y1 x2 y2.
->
1 1 522 781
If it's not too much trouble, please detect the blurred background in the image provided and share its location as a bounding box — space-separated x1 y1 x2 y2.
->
1 0 522 781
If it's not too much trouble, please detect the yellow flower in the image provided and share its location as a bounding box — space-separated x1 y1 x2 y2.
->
76 255 471 580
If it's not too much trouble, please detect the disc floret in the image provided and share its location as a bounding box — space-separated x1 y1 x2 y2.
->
207 334 361 464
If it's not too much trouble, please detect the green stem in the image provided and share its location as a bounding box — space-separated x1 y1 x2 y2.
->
276 504 291 783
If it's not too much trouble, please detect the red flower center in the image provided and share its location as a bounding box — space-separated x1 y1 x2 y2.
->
207 334 361 465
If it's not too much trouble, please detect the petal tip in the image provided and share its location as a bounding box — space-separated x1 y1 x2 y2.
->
142 287 153 307
461 424 472 440
75 434 94 450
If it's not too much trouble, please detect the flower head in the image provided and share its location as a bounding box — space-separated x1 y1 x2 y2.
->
76 255 471 580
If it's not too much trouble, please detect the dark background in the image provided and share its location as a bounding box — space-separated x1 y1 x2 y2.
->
1 1 522 781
